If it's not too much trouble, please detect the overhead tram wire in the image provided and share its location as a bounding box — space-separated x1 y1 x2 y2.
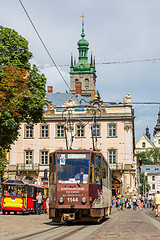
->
18 0 70 90
39 57 160 69
17 1 160 108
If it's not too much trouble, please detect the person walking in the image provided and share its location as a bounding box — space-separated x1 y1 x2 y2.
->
121 196 125 210
116 197 121 211
36 191 43 215
144 197 148 209
136 198 142 211
132 194 137 211
46 197 49 215
154 191 160 217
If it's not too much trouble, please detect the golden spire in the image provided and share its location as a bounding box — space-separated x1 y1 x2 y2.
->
80 13 86 25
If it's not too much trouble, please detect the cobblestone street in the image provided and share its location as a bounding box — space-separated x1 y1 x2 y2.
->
0 209 160 240
0 213 49 238
86 209 160 240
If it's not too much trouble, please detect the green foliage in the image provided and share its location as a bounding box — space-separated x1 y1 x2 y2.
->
0 147 8 180
140 173 150 196
0 26 47 178
138 148 160 165
0 26 32 68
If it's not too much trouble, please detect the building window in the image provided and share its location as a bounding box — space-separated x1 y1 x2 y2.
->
25 125 33 138
108 150 116 164
40 125 49 138
40 151 49 165
85 79 89 87
152 176 155 181
92 124 100 137
158 139 160 144
142 142 146 148
56 125 64 138
108 124 116 137
76 124 84 137
152 184 155 190
25 151 33 165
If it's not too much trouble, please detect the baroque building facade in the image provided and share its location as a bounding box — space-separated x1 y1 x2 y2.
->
6 22 136 196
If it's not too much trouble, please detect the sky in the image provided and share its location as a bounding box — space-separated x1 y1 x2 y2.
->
1 0 160 142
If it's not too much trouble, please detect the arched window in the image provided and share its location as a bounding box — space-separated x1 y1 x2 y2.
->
85 79 89 87
142 142 146 148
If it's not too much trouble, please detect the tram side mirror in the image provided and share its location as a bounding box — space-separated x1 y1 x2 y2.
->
102 167 106 178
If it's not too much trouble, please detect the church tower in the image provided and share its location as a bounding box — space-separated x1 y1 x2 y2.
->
153 106 160 147
70 17 97 98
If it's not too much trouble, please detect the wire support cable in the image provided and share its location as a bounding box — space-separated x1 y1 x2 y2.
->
39 57 160 69
18 0 70 90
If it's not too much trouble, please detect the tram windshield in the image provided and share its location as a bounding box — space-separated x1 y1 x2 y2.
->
57 153 90 184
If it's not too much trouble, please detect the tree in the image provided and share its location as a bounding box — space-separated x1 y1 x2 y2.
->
151 148 160 163
0 26 32 68
0 148 8 181
138 151 154 165
0 26 46 179
138 148 160 165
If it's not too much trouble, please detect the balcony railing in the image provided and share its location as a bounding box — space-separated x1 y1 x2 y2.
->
109 163 123 170
17 163 39 171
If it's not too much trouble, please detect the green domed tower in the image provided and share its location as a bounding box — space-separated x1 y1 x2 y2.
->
70 19 97 98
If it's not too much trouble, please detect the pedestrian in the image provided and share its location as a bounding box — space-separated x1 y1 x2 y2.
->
121 195 125 210
154 191 160 217
136 198 142 211
132 194 137 211
144 197 148 208
125 197 128 208
36 191 43 215
116 197 121 211
46 197 49 215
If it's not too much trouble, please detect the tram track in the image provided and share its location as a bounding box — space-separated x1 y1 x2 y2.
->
5 224 89 240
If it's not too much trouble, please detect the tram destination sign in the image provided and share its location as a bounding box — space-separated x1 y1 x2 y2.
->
68 154 86 159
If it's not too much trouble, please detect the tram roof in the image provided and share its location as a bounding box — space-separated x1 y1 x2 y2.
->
3 180 27 186
50 149 103 154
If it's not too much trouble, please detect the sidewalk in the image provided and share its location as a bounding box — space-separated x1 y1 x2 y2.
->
86 208 160 240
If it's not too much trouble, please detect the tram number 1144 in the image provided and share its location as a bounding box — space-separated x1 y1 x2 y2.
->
67 197 78 202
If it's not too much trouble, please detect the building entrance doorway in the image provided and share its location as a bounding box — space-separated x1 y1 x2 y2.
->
112 178 121 197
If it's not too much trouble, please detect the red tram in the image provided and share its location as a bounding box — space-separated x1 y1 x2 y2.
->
49 149 112 223
1 180 48 214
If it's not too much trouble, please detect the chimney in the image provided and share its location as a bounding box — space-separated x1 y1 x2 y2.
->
47 86 53 93
91 90 95 100
76 82 81 95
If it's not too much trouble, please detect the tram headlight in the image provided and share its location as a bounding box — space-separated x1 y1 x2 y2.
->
59 197 64 204
81 197 87 204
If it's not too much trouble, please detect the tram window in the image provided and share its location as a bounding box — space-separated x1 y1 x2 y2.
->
102 158 108 187
95 155 101 184
90 153 95 183
49 156 53 184
28 186 34 198
49 154 56 184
